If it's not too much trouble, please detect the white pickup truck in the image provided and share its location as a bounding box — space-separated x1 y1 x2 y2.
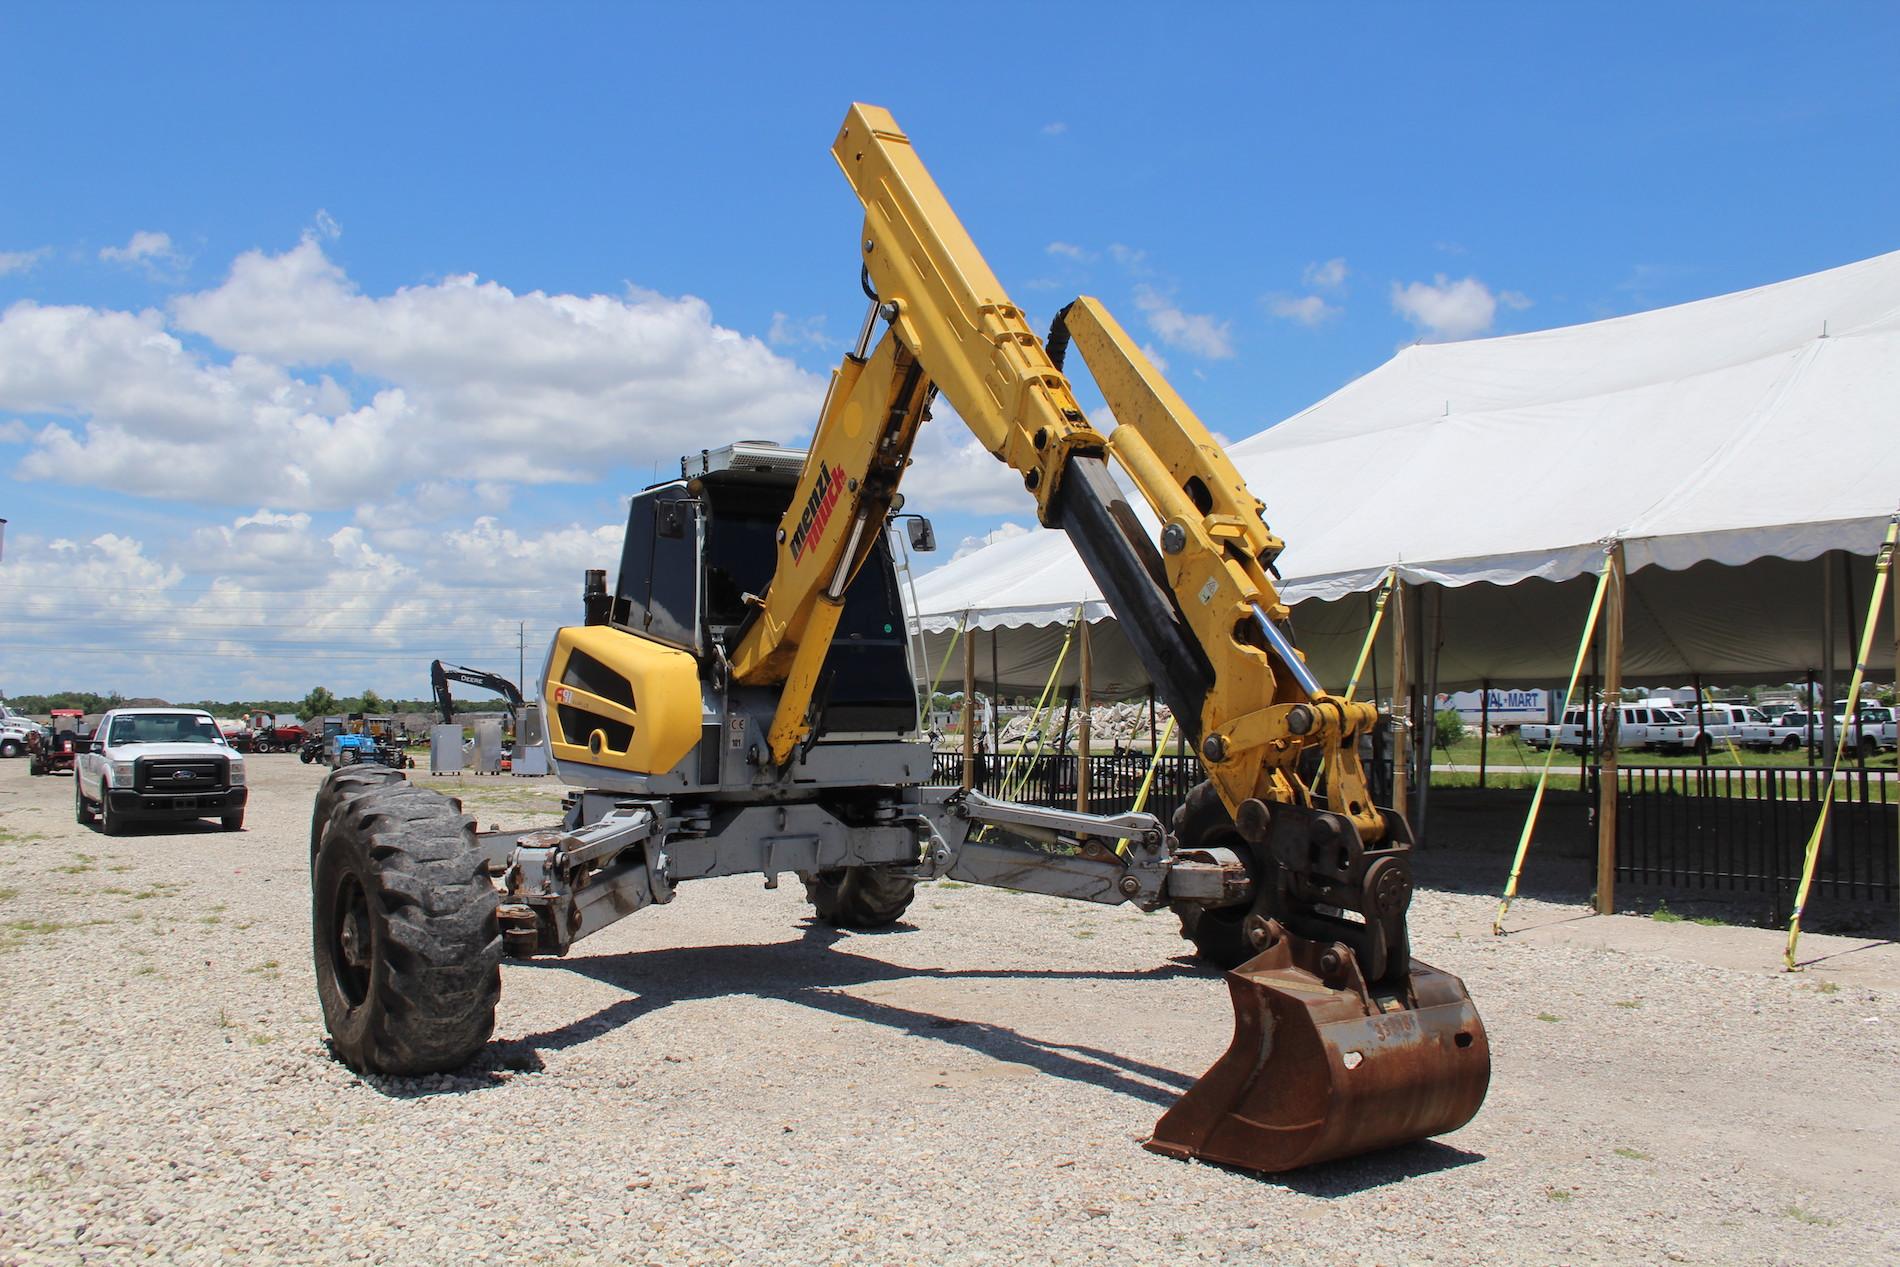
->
0 703 38 758
1742 707 1896 756
74 707 248 835
1522 704 1704 755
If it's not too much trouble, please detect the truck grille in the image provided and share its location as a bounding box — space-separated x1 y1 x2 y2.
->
135 757 228 792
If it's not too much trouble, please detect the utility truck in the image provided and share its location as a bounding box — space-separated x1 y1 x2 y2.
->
306 105 1489 1175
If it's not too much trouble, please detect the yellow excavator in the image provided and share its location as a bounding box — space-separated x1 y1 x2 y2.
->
308 104 1489 1173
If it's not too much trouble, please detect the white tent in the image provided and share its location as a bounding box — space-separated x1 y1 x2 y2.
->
914 249 1900 696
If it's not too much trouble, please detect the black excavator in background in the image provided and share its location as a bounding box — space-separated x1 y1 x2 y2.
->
429 661 525 735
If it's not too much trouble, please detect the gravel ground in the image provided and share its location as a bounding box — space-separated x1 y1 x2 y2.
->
2 757 1896 1266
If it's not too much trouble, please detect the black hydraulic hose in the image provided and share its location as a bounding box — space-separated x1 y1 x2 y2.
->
1044 302 1075 372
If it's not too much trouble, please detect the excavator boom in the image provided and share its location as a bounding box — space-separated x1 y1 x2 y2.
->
724 104 1489 1171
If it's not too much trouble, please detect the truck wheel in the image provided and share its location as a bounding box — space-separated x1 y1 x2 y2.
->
1693 734 1711 757
803 866 916 929
1170 780 1257 969
1859 736 1878 759
312 783 500 1075
222 811 245 831
1781 735 1800 751
74 779 94 825
300 749 316 764
310 764 409 863
0 738 19 758
29 755 43 776
100 793 126 837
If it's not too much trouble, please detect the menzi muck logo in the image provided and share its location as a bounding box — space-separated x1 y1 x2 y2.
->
788 462 844 562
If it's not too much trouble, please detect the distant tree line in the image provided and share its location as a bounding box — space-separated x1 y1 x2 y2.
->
1 687 489 718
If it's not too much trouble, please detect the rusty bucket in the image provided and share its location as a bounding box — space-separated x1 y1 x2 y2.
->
1148 935 1490 1172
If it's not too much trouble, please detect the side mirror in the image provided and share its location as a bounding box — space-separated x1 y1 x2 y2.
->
906 516 937 553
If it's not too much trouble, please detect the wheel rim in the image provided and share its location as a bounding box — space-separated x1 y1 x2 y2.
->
331 873 374 1009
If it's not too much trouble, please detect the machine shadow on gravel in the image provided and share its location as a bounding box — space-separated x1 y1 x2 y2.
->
336 923 1481 1191
350 921 1203 1108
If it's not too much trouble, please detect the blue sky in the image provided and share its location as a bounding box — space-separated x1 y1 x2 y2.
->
2 4 1897 701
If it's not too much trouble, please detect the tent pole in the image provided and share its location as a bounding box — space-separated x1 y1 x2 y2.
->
1416 585 1443 844
1822 552 1836 764
1694 672 1707 769
1412 591 1429 824
991 629 1001 771
1077 619 1092 812
1596 542 1626 916
1148 688 1158 755
961 619 976 792
1843 552 1863 766
1391 581 1410 821
1479 678 1490 789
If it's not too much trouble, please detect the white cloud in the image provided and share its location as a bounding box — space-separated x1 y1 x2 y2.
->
1044 241 1094 262
99 230 185 273
1389 274 1529 341
1302 258 1348 290
1265 293 1339 327
1138 343 1169 374
2 235 823 508
311 209 341 240
1107 243 1147 271
898 400 1028 516
767 311 830 349
948 521 1031 563
1041 122 1068 136
1132 285 1234 359
0 248 49 277
0 510 629 700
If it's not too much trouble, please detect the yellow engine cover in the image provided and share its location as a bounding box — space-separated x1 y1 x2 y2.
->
543 625 703 777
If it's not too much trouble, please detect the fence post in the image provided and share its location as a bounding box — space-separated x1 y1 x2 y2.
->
1597 543 1626 916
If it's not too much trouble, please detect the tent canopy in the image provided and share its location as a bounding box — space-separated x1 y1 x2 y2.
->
914 249 1900 695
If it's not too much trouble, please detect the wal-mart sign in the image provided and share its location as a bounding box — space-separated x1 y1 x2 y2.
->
1436 688 1552 726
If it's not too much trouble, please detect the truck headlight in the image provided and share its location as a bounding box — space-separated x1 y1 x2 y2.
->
105 760 135 788
227 761 246 786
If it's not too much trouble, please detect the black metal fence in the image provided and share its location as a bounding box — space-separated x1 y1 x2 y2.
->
931 749 1898 917
1615 764 1897 917
930 751 1200 826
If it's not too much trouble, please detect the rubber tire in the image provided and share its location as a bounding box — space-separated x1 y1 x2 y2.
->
1860 737 1878 759
312 783 500 1075
300 749 316 764
0 739 18 758
222 811 244 831
1781 735 1800 751
29 756 43 776
1170 781 1259 970
310 764 409 864
74 778 94 825
803 867 916 929
100 792 126 837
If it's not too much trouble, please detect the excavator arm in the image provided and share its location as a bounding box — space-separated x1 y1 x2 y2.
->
728 103 1487 1171
430 661 525 727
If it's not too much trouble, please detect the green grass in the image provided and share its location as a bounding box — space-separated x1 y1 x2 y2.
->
933 880 970 890
1613 1146 1651 1161
1651 902 1684 924
1783 1205 1834 1227
1535 1012 1562 1023
0 886 17 903
1613 999 1643 1010
1545 1188 1574 1202
1814 981 1840 995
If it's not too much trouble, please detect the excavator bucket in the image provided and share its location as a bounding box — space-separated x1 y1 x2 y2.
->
1148 934 1490 1172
